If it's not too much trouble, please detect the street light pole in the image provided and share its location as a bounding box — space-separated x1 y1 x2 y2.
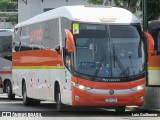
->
143 0 148 31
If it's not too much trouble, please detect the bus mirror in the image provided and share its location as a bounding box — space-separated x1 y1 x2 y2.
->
143 32 155 56
65 29 74 53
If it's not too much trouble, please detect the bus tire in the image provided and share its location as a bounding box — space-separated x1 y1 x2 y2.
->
55 85 65 111
6 81 15 100
22 81 32 106
115 106 126 112
32 99 41 106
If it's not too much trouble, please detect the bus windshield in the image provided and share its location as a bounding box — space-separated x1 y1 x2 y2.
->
73 23 145 80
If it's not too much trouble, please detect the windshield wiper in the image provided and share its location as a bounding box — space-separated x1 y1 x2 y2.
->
113 55 129 78
113 45 129 78
94 54 106 80
129 55 135 75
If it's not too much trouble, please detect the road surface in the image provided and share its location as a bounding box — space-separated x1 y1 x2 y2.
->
0 94 159 120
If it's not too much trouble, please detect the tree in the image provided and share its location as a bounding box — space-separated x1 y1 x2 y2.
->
0 0 18 24
87 0 160 21
0 0 18 11
87 0 104 5
147 1 160 20
6 14 18 23
87 0 138 13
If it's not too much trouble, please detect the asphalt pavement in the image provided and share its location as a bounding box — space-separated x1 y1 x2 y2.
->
0 94 159 119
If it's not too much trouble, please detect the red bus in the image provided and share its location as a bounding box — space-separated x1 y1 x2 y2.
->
12 6 154 111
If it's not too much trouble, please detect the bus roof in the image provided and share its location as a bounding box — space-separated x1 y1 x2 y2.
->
0 29 14 36
149 20 160 30
15 5 140 28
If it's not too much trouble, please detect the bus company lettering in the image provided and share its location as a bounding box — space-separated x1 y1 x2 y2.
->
99 18 117 22
29 28 43 43
102 78 120 82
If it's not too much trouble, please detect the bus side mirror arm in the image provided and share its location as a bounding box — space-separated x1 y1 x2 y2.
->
143 32 156 56
64 29 75 53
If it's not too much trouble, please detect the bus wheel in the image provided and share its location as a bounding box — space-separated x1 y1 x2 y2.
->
6 81 15 100
55 86 65 111
115 106 126 112
22 82 32 106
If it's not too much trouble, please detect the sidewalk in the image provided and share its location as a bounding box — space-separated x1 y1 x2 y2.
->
127 106 160 112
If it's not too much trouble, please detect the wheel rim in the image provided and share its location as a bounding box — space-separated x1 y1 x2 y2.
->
23 84 27 102
6 82 10 93
57 93 61 104
7 85 10 93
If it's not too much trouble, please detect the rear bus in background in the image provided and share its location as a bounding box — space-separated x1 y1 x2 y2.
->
12 5 155 111
142 20 160 109
0 29 15 99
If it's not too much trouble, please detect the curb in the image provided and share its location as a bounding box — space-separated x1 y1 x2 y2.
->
127 106 160 112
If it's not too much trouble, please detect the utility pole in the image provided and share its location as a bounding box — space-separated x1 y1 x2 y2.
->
142 0 148 84
142 0 147 31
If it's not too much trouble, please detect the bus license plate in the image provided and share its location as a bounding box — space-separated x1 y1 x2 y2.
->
105 98 117 102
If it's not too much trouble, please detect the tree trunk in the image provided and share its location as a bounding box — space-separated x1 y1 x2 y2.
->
103 0 112 6
127 0 138 13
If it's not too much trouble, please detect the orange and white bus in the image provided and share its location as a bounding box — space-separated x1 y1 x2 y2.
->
12 5 154 111
0 29 15 99
142 20 160 109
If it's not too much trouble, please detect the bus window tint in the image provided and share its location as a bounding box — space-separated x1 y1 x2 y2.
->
0 36 12 60
110 25 145 77
74 23 145 79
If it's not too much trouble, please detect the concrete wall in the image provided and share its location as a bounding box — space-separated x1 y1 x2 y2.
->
0 22 14 29
143 87 160 109
42 0 88 9
18 0 89 22
18 0 30 22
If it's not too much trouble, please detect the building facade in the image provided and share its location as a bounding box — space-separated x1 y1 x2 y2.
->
18 0 89 22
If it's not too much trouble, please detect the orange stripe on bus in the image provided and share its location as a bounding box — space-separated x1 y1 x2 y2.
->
12 49 63 66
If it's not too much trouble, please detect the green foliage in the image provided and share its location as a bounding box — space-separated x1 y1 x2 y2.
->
86 0 160 21
0 0 18 24
147 1 160 21
114 0 128 7
0 0 18 11
5 14 18 23
87 0 103 5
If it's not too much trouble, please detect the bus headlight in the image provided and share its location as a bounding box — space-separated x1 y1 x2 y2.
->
78 85 91 90
131 84 145 91
71 81 91 90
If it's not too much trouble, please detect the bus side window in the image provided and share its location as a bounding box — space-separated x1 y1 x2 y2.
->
63 39 71 70
33 45 41 50
13 27 22 52
13 42 20 52
19 42 33 51
157 31 160 55
55 45 60 54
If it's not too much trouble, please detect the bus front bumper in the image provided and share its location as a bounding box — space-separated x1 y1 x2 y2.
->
71 86 144 106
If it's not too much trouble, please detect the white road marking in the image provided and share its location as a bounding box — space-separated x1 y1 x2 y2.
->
0 94 22 99
0 101 22 104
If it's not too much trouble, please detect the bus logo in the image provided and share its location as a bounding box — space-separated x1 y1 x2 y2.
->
109 90 114 95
